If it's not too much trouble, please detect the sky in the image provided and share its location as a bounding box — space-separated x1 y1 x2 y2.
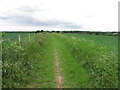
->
0 0 119 31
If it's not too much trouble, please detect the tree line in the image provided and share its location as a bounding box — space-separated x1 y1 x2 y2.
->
1 30 119 36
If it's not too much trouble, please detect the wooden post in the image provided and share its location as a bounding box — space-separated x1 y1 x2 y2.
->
34 33 35 37
29 34 30 41
18 34 21 43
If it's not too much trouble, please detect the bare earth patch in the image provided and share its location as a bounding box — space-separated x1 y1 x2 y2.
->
54 48 64 88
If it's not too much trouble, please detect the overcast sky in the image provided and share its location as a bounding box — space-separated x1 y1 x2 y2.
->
0 0 119 31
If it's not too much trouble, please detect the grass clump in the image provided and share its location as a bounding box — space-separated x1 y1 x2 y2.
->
58 34 118 88
2 33 55 88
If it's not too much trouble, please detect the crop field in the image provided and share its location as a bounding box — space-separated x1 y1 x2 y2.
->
2 33 34 43
64 33 118 52
1 32 118 88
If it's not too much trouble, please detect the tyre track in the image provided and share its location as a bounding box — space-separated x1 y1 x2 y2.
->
54 48 64 88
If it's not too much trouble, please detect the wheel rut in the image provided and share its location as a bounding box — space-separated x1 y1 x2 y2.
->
54 48 64 88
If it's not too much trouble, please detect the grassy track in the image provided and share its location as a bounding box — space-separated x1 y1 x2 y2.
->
52 34 90 88
2 33 118 88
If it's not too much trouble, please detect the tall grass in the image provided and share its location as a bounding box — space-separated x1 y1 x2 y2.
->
2 33 50 88
58 34 118 88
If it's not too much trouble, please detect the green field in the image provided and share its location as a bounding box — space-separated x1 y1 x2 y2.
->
64 33 118 51
2 33 34 43
2 32 118 88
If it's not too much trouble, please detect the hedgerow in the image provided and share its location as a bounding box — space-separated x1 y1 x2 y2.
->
2 34 48 88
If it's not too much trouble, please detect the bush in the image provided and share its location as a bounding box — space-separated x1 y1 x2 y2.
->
2 34 48 88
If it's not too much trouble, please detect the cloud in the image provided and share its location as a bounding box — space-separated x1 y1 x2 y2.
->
63 24 82 29
0 14 83 29
18 6 42 13
0 0 118 31
84 15 93 18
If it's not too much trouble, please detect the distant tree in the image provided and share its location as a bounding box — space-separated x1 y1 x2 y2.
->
36 30 40 33
56 31 60 33
52 31 55 33
41 30 44 33
89 32 92 35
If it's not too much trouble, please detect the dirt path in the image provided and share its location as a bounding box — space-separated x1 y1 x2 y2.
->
54 48 64 88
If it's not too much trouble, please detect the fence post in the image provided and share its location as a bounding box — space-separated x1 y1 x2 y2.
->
29 33 30 41
18 34 21 43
